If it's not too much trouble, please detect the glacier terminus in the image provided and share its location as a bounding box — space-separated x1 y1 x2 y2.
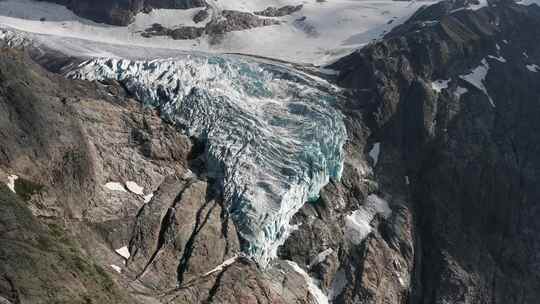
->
67 55 347 267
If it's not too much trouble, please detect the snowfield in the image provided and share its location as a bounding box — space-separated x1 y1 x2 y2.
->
0 0 436 64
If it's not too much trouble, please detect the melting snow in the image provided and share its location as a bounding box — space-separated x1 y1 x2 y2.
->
459 59 494 107
110 264 122 273
125 181 144 195
488 55 506 63
369 142 381 167
309 248 334 268
104 182 127 192
287 261 329 304
6 175 18 193
203 256 238 276
526 64 540 72
345 194 392 245
115 246 130 259
431 79 450 93
328 268 347 301
143 193 154 203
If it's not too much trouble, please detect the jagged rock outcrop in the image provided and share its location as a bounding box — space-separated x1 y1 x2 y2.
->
142 10 279 41
2 0 540 303
325 0 540 303
38 0 206 25
254 5 303 17
0 48 327 303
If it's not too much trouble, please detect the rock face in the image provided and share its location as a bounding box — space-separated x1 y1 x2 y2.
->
141 11 279 41
142 23 205 40
326 0 540 302
254 5 303 17
0 49 329 303
38 0 206 25
2 0 540 303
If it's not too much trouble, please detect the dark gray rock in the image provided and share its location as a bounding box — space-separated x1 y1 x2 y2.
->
37 0 207 25
142 23 205 40
328 1 540 303
193 8 209 23
205 10 279 36
254 5 303 17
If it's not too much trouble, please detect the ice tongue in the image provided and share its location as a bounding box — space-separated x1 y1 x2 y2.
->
67 55 347 267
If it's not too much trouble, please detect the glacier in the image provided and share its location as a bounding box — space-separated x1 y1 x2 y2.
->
66 55 347 267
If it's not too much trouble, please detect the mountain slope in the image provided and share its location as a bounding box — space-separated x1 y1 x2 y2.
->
1 0 540 303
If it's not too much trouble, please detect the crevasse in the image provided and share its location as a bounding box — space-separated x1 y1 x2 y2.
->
66 55 347 267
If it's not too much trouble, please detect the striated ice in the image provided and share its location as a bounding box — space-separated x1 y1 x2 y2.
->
67 55 347 267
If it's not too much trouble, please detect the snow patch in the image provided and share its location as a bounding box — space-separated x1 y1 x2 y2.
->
115 246 130 259
110 264 122 273
143 193 154 203
203 256 238 276
459 59 494 107
6 175 18 193
287 261 329 304
431 79 450 93
369 142 381 167
0 0 436 64
104 182 127 192
454 86 469 99
125 181 144 195
309 248 334 268
526 64 540 72
488 55 506 63
345 194 392 245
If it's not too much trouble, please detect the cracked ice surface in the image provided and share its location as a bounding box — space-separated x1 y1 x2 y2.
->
67 55 347 267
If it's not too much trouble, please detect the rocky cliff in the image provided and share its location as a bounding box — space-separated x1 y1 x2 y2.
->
37 0 206 25
1 0 540 303
328 0 540 302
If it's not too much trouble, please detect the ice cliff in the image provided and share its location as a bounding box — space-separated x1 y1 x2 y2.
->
66 55 347 267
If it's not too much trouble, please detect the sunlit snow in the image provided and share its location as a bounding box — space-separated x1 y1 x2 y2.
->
115 246 130 259
125 181 144 195
345 194 391 245
6 174 18 193
104 182 127 192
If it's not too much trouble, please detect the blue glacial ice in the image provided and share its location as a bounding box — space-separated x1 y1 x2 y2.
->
66 55 347 267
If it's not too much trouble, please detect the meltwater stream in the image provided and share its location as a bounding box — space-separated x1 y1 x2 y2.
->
67 55 347 267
